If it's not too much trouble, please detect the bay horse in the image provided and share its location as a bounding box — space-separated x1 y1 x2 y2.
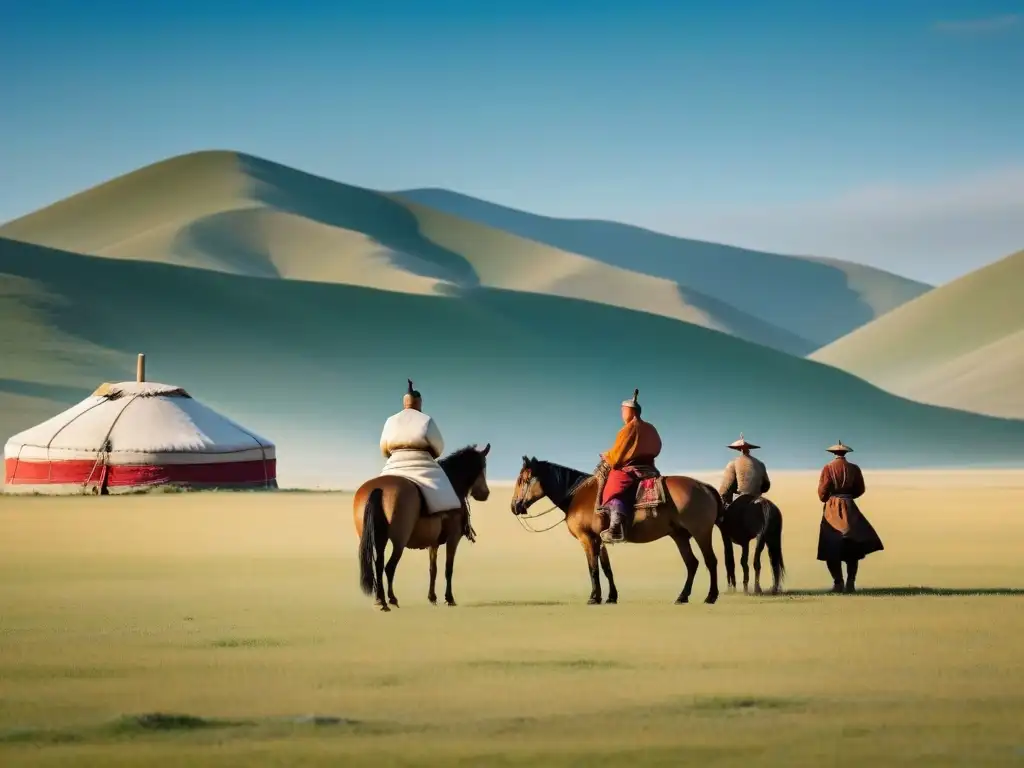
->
510 456 720 605
716 496 786 594
353 443 490 611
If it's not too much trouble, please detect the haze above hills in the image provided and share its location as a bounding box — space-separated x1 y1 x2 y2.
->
1 150 1021 486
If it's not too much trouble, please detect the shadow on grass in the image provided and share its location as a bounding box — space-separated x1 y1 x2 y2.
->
209 637 285 649
782 587 1024 597
467 659 632 671
0 712 400 747
463 600 571 609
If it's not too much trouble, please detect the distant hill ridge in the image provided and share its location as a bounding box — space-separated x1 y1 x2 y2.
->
1 150 929 356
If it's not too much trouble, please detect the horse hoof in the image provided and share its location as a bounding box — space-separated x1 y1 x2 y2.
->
428 596 437 605
606 596 618 605
727 585 737 593
587 597 602 605
675 596 689 604
446 598 457 607
754 587 763 596
389 597 400 607
704 594 719 605
378 603 391 613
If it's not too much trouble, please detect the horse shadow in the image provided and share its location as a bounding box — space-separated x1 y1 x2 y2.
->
781 586 1024 597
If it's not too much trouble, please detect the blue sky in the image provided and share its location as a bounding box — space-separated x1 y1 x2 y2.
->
2 0 1023 283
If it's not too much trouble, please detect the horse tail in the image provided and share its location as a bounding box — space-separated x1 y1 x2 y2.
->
759 500 786 589
358 488 387 596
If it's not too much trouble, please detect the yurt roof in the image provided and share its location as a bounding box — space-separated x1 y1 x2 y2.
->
4 378 273 459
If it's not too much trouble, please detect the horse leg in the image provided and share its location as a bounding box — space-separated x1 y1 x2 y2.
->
752 536 765 595
598 545 618 604
427 546 439 605
443 526 462 607
740 540 751 594
384 543 405 607
373 524 390 611
720 524 737 592
580 535 602 604
694 527 720 605
671 530 700 604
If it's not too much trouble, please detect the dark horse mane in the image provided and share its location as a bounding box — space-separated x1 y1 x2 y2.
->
524 456 592 512
439 445 487 496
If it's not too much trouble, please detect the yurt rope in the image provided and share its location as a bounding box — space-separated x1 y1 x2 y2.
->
81 394 142 495
43 398 110 484
230 423 272 488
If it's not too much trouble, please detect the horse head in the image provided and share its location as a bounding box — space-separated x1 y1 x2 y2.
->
441 443 491 502
511 455 546 516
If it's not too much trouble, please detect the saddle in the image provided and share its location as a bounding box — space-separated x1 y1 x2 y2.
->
594 462 667 518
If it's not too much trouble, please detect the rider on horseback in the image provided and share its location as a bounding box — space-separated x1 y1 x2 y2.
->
719 433 771 514
599 389 663 544
380 380 469 535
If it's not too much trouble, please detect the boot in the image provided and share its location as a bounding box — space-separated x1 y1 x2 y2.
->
826 560 844 593
601 502 626 544
844 559 858 593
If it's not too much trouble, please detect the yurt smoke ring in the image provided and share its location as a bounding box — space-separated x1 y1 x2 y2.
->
3 354 277 495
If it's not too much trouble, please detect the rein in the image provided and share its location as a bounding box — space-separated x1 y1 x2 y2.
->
512 471 597 534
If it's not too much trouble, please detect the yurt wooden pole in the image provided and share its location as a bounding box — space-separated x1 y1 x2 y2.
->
136 353 146 383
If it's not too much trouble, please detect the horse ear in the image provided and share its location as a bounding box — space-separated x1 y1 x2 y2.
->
522 455 529 465
480 443 490 456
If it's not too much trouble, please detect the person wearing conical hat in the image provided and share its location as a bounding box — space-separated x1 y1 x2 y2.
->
816 441 884 593
598 389 663 544
379 379 463 518
719 433 771 510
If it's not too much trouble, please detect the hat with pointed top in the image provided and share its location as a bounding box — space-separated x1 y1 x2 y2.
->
728 433 760 451
826 440 852 455
621 389 640 409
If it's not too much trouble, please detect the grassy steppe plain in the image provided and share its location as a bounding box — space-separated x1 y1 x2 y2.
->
1 471 1023 766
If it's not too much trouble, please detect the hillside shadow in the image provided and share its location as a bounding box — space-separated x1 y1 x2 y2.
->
394 188 930 346
173 211 283 278
784 587 1024 597
237 155 481 288
3 236 1023 479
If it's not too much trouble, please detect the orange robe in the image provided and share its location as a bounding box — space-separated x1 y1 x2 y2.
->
601 418 662 505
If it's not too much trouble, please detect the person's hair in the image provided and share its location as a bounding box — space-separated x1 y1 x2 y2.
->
406 379 421 400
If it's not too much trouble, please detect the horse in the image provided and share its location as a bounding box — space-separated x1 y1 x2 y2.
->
716 496 786 594
510 456 720 605
353 443 490 611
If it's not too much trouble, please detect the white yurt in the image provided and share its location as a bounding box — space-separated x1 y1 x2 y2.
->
3 354 276 495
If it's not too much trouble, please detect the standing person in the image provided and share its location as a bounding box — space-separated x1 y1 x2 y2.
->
816 441 884 593
598 389 663 544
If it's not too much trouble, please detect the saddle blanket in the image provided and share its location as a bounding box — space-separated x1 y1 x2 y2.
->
381 449 461 514
634 476 666 509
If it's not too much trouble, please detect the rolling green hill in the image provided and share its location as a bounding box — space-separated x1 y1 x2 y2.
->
393 187 933 347
2 236 1021 489
811 249 1024 419
2 150 893 357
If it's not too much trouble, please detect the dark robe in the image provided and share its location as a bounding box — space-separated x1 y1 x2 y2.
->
816 456 884 562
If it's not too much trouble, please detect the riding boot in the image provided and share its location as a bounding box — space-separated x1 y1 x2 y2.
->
826 559 844 592
844 559 859 593
601 500 626 544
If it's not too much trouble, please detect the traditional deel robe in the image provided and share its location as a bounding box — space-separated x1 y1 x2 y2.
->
719 454 771 504
379 408 461 514
816 456 884 562
600 418 663 506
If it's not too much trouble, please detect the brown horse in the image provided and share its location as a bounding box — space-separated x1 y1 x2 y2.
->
716 497 786 594
510 456 720 605
353 444 490 611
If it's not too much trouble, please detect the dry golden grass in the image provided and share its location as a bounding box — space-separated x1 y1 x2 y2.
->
1 471 1023 767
